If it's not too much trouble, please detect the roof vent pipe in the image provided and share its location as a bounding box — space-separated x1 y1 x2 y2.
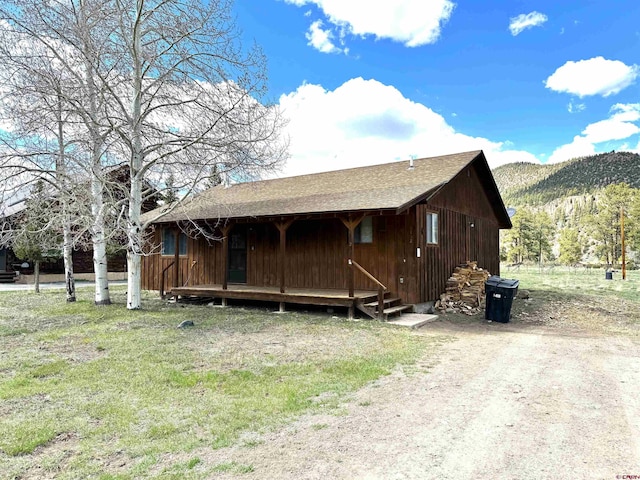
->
408 155 415 170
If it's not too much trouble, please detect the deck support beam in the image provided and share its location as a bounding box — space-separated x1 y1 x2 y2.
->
221 224 232 290
275 219 295 294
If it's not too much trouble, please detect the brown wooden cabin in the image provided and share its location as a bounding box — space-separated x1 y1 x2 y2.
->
141 150 511 319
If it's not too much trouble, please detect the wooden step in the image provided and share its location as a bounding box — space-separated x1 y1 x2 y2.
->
382 304 413 318
364 297 401 308
0 272 16 283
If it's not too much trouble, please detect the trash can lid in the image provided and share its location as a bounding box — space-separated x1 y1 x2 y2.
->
485 276 519 289
497 278 519 289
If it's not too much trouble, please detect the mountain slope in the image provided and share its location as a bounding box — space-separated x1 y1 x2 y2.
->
493 151 640 206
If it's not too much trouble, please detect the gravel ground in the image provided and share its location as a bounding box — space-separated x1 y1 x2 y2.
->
201 313 640 480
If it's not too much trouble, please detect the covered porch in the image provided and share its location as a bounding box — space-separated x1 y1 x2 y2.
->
156 211 407 319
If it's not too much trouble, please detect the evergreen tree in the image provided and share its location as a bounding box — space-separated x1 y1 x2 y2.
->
553 206 566 229
208 164 223 188
163 175 179 205
558 228 582 266
628 193 640 256
587 183 635 265
531 210 555 265
12 181 62 292
502 208 535 263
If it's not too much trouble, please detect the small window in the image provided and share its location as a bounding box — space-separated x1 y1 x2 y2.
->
355 216 373 244
426 212 438 245
162 229 187 256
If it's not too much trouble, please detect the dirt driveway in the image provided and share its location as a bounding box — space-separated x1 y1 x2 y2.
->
212 316 640 480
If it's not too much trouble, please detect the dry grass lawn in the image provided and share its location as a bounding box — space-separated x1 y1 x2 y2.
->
0 287 446 479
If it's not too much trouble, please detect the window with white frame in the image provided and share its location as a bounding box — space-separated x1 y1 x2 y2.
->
426 212 438 245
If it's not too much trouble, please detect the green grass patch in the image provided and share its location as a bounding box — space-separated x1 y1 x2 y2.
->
500 264 640 333
212 462 254 474
30 359 69 378
0 286 444 478
503 264 640 301
0 417 58 455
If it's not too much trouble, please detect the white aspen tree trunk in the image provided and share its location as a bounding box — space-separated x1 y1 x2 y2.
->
127 250 141 309
127 0 144 310
57 94 75 302
81 2 110 306
91 170 111 305
126 170 143 308
63 218 76 302
34 260 40 293
126 167 143 309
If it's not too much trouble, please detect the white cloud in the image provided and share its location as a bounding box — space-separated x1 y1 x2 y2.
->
548 103 640 163
581 119 639 144
547 137 596 164
545 57 639 97
286 0 455 47
609 102 640 122
277 78 539 177
305 20 344 54
509 11 548 36
567 101 585 113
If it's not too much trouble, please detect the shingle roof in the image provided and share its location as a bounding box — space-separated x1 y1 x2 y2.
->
148 150 507 225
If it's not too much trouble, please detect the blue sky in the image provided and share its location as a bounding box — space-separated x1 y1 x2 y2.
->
233 0 640 176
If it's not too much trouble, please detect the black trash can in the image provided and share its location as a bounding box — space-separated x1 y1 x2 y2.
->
605 271 613 280
485 276 520 323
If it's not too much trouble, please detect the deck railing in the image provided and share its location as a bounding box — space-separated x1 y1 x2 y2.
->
183 260 198 287
159 261 175 298
351 259 387 320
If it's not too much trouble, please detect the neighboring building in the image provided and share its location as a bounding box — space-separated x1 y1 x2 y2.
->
142 150 511 318
0 247 7 272
0 167 159 278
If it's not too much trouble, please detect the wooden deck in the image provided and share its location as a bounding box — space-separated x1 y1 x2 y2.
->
170 284 379 308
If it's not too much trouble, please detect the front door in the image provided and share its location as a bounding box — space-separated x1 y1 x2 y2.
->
227 229 247 283
0 248 6 272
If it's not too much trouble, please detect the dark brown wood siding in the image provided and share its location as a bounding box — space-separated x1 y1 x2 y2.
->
141 215 422 303
141 228 195 291
414 163 501 302
428 163 501 222
415 205 499 302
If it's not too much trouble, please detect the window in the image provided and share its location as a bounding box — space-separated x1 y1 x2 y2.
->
354 216 373 244
162 229 187 256
426 212 438 245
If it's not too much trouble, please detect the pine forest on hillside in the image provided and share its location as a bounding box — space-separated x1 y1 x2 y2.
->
493 152 640 268
494 151 640 207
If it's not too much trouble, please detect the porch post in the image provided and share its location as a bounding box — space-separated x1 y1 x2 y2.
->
221 224 231 290
275 219 295 294
347 223 355 298
340 215 365 298
173 228 180 288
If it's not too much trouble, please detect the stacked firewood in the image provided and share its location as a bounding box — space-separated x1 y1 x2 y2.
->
436 261 491 315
